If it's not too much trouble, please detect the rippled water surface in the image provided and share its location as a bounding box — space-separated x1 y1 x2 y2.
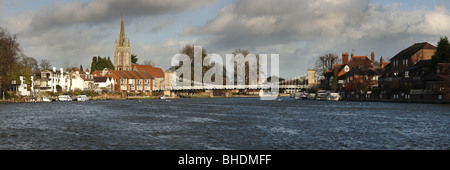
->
0 97 448 150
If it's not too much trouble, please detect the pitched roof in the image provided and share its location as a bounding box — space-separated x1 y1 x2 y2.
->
94 77 108 83
347 56 372 68
391 42 437 61
132 64 164 78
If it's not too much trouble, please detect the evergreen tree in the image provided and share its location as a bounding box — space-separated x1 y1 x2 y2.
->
131 54 138 64
91 56 98 73
432 36 450 71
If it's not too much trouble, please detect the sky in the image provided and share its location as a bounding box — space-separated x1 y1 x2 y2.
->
0 0 449 79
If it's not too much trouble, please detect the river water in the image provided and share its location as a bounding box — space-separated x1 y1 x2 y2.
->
0 97 448 150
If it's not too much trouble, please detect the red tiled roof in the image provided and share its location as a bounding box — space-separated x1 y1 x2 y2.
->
348 56 372 68
132 64 164 78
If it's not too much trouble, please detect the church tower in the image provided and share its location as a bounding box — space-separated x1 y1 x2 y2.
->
114 13 131 71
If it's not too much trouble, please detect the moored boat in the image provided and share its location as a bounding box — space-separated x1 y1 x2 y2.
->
58 95 72 102
75 95 89 102
316 90 327 101
326 93 341 101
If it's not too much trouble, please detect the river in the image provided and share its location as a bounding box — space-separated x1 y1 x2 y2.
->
0 97 448 150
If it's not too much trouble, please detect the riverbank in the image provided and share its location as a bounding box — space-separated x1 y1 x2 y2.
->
1 93 449 104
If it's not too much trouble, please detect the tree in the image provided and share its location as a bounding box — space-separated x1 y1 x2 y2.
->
315 53 341 78
144 60 154 66
90 56 114 72
0 27 21 95
39 59 52 70
432 36 450 72
91 56 98 73
131 54 138 64
331 74 338 91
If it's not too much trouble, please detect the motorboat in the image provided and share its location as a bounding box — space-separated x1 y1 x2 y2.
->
316 90 327 101
75 95 89 102
295 92 308 100
259 90 279 100
301 93 309 100
160 95 168 100
42 97 51 102
308 93 316 100
58 95 72 102
326 93 341 101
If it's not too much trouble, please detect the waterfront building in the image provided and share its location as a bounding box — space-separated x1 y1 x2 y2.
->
34 67 68 93
92 68 154 95
379 42 437 91
131 64 165 91
324 51 384 91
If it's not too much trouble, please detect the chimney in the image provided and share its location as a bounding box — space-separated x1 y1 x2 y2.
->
380 56 384 68
342 52 349 65
371 51 375 66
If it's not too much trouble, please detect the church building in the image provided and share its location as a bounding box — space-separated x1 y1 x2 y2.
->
114 13 132 71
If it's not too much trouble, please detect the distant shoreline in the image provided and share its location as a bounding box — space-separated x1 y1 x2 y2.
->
1 94 448 104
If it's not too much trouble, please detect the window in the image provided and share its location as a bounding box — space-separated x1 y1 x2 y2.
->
403 59 408 67
372 76 379 81
405 71 409 78
344 66 350 72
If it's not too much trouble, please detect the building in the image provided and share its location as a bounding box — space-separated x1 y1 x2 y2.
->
324 51 384 91
131 64 165 91
34 67 68 93
92 68 154 94
379 42 437 90
114 13 132 71
94 77 115 92
307 69 318 87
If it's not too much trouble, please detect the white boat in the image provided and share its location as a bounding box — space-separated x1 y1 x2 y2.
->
42 97 51 102
159 95 168 100
259 90 279 100
326 93 341 101
295 92 308 100
58 95 72 102
75 95 89 102
316 90 327 101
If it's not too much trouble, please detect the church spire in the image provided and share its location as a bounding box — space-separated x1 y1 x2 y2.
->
118 12 128 47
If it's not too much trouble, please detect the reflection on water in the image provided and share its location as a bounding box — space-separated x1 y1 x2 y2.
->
0 97 449 150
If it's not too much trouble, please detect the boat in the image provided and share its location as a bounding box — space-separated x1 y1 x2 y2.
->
326 93 341 101
316 90 327 101
259 90 279 100
301 93 309 100
75 95 89 102
308 93 316 100
294 92 308 100
159 95 168 100
58 95 72 102
42 97 51 102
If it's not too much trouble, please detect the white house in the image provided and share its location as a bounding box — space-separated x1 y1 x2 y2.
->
94 77 115 92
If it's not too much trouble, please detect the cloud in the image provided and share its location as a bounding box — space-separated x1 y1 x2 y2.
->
5 0 215 35
182 0 450 78
1 0 216 69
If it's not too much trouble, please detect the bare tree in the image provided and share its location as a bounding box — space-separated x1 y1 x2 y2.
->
39 59 52 70
19 54 39 74
143 60 154 66
315 53 341 78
